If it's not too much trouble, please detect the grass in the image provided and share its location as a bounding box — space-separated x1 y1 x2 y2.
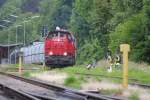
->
99 89 122 95
2 60 150 90
129 93 139 100
1 64 44 70
53 60 150 85
1 61 150 99
64 75 81 89
2 61 150 85
55 65 107 76
0 64 45 78
22 71 31 77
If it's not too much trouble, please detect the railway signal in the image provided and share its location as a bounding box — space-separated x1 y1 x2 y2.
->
120 44 130 88
41 25 48 37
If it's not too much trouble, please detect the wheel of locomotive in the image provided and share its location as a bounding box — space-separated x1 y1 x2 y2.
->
45 60 51 67
45 63 53 69
45 62 49 66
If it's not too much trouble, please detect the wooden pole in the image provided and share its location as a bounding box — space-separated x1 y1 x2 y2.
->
120 44 130 88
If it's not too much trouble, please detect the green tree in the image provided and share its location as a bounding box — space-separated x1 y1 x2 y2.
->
89 0 112 55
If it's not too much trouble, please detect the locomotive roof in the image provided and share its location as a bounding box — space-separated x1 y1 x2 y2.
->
49 30 71 34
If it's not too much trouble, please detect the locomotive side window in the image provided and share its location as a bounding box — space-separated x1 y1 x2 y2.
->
71 34 75 43
68 34 74 42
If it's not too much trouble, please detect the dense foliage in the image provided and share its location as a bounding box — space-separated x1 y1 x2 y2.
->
0 0 150 64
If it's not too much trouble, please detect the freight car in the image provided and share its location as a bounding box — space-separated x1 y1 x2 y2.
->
20 42 44 64
10 42 44 64
10 30 76 66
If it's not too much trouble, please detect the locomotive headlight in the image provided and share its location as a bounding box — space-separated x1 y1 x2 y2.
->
63 52 67 56
49 51 53 55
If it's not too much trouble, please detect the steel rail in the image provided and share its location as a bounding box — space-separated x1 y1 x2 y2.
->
75 72 139 81
0 83 40 100
22 91 57 100
76 72 150 89
130 82 150 88
0 72 124 100
3 67 41 71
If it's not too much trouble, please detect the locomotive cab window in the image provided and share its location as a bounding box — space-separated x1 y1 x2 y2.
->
47 31 66 39
68 34 74 42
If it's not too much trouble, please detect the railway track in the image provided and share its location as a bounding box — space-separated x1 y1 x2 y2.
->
0 72 126 100
75 73 139 81
75 72 150 89
0 83 40 100
130 83 150 89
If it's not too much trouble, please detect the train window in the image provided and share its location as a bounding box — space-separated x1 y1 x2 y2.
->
60 33 65 37
53 33 57 38
47 33 53 39
47 33 57 38
47 31 67 39
72 35 76 43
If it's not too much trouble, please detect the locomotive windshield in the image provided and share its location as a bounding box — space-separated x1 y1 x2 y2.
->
47 31 66 39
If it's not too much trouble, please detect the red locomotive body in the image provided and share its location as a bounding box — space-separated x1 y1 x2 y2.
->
44 30 76 66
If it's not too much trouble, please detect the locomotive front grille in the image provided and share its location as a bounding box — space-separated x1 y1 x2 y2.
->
45 55 72 60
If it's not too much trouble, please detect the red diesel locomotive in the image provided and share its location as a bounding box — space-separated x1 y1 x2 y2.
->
44 30 76 66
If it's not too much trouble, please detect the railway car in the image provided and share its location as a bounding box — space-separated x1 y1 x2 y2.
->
20 42 44 64
10 42 44 64
10 30 76 66
45 30 76 66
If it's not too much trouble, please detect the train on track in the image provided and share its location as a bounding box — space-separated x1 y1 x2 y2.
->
10 29 76 66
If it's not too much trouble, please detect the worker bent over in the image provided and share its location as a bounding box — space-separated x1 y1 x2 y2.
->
107 55 113 72
114 55 121 69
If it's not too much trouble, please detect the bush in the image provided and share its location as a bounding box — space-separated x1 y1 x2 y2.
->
77 39 104 64
129 93 139 100
64 76 81 89
109 13 150 63
64 76 76 85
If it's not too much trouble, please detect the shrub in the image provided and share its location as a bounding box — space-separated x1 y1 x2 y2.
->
64 76 81 89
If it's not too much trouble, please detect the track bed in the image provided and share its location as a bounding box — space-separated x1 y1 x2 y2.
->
0 74 86 100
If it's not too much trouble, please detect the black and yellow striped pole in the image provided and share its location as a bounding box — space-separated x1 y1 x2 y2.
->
120 44 130 88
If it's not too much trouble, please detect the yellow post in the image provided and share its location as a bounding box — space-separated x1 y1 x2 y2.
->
18 52 23 75
120 44 130 88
